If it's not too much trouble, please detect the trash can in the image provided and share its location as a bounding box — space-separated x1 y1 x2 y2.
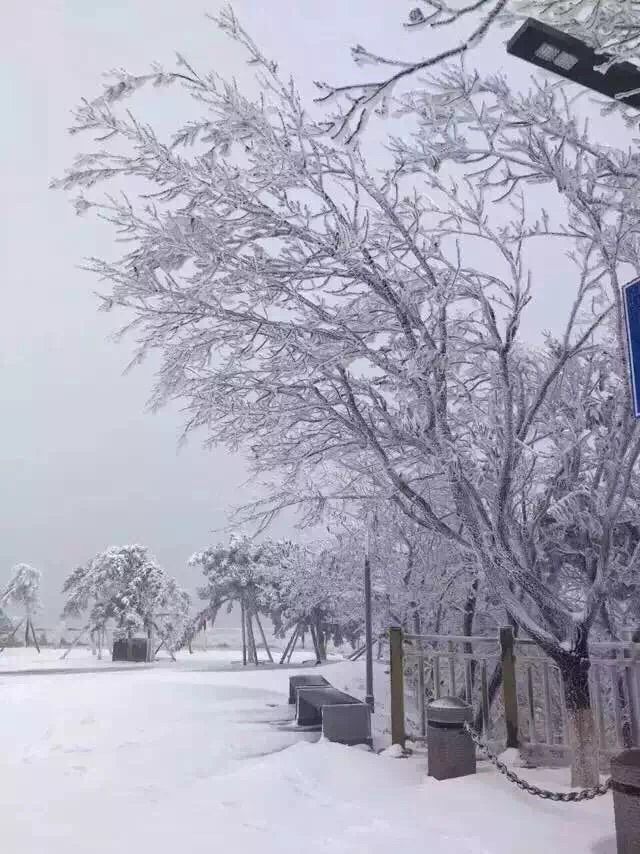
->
611 748 640 854
112 637 150 662
427 696 476 781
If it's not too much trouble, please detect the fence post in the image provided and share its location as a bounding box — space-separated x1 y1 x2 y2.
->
622 630 640 746
499 626 519 749
390 627 406 748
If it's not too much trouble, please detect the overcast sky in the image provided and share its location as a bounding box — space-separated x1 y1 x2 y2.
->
1 1 625 623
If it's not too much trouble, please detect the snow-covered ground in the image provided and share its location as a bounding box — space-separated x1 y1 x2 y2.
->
0 627 324 672
0 645 317 672
0 649 615 853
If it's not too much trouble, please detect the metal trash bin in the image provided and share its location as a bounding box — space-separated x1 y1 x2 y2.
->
112 637 149 662
611 748 640 854
427 697 476 781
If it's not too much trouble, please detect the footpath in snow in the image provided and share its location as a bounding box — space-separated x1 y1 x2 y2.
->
0 650 615 853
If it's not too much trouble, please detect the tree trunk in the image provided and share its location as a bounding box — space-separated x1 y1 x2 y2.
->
240 597 247 666
316 621 327 662
30 619 41 653
286 624 301 664
559 656 599 787
146 622 153 663
254 612 274 663
245 608 258 664
463 577 479 689
309 622 323 664
279 623 298 664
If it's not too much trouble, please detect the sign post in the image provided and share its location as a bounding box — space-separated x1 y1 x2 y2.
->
623 278 640 418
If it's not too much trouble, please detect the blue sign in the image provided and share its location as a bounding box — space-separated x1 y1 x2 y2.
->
623 277 640 418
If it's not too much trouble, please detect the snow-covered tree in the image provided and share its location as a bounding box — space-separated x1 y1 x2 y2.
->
0 606 13 634
1 564 43 650
191 534 281 663
317 1 640 142
192 534 362 662
192 534 281 615
267 540 364 658
153 580 192 654
2 563 42 618
54 16 640 782
62 545 190 655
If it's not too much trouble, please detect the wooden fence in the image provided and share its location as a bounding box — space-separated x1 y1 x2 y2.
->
390 627 640 764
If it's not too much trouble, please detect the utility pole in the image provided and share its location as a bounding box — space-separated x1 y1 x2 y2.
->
364 515 374 713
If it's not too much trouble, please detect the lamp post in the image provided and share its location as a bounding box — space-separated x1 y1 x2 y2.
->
507 18 640 109
364 516 375 712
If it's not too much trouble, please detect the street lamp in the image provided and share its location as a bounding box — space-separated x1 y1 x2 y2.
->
507 18 640 109
363 516 375 713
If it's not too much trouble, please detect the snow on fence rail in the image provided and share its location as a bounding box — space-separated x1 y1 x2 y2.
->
392 627 640 765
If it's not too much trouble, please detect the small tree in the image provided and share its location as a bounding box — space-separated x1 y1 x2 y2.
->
1 563 42 649
191 534 281 664
62 545 190 658
0 607 11 633
267 541 363 661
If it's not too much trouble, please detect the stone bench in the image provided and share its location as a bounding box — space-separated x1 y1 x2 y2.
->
295 685 362 727
288 674 331 705
322 702 372 747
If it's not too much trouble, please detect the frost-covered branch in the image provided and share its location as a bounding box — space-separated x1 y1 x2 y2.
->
318 0 640 142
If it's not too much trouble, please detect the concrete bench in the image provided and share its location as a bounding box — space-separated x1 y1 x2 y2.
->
322 703 372 747
296 685 362 727
288 674 331 705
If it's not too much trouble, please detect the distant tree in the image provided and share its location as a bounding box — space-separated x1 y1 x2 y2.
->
1 563 42 618
1 563 43 649
267 540 363 660
193 534 363 663
0 606 12 634
62 545 190 656
191 534 281 664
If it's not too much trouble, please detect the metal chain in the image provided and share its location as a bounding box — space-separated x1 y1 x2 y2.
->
463 722 612 802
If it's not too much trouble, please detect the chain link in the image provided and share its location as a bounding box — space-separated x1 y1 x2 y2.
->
463 722 612 802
